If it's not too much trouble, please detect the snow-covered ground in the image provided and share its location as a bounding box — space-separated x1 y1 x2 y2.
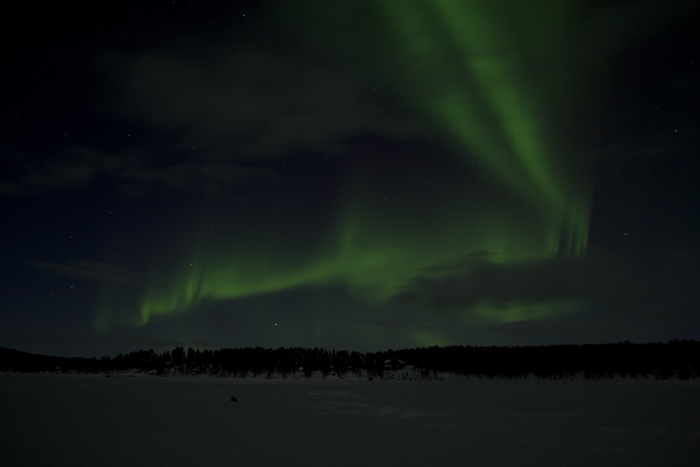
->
1 374 699 466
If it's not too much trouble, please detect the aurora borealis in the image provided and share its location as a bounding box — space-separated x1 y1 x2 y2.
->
120 0 595 326
2 0 699 357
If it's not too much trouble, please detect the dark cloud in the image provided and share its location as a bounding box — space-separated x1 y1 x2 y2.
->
0 145 274 196
394 255 623 310
394 250 700 318
29 260 151 287
0 148 96 194
107 150 274 197
103 39 423 160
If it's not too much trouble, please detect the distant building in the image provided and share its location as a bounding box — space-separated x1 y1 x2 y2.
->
384 359 406 371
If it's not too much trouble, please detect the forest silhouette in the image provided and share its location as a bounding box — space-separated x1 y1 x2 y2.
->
2 340 698 381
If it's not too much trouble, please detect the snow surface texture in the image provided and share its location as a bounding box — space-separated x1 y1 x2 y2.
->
1 374 699 466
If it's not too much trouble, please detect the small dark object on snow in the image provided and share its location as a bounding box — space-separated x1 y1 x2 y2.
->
230 396 238 402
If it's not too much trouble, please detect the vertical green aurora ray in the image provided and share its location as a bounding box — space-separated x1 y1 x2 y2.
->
97 1 606 333
380 0 593 256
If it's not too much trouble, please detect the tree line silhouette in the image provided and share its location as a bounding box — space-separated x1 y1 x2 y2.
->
1 340 698 380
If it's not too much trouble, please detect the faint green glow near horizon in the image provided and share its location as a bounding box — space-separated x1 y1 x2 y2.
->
96 0 603 337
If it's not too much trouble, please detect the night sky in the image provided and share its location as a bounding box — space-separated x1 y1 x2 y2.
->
2 1 699 358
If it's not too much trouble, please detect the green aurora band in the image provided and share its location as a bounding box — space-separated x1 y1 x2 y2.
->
96 0 608 337
381 0 594 255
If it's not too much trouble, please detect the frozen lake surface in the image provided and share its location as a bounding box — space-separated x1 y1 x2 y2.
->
1 374 699 466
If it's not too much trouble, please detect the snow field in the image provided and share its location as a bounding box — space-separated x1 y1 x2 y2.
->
1 374 699 466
